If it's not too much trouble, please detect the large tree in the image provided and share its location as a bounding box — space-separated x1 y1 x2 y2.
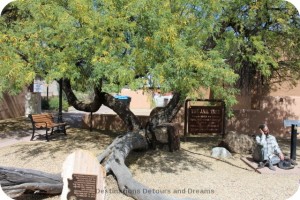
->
0 0 299 199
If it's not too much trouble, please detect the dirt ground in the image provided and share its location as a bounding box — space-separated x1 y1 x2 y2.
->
0 117 299 200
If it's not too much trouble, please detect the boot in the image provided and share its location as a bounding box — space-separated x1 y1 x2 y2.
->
257 160 267 169
268 163 276 171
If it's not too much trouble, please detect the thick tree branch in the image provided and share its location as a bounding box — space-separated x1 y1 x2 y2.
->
99 92 142 131
63 78 141 131
62 78 102 112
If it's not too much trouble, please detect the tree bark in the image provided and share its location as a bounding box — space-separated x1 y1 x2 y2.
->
0 166 62 198
99 92 142 131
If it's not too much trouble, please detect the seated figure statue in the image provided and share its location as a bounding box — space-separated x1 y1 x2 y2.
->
252 124 295 170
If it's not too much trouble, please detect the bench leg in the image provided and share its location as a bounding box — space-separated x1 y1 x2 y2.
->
30 128 35 141
63 126 67 135
45 129 49 142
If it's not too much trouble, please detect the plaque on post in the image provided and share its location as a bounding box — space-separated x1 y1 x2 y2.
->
61 150 106 200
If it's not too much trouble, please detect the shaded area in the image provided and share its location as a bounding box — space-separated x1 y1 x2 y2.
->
0 128 118 161
0 117 299 200
126 149 214 175
125 134 226 175
15 194 58 200
0 113 86 141
82 113 149 131
0 117 32 139
184 134 223 151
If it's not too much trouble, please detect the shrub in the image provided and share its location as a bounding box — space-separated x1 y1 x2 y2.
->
48 96 69 111
41 98 50 110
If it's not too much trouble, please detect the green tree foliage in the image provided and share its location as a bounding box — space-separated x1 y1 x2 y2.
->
0 0 299 109
214 0 300 92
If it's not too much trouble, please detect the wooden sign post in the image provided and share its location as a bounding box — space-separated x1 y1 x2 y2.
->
61 150 106 200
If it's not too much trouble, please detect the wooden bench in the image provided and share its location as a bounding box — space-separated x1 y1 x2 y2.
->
28 113 67 141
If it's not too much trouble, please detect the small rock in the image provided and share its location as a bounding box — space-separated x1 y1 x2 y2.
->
211 147 232 158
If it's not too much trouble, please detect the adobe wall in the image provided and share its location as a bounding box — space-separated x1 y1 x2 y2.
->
269 81 300 96
227 79 300 138
82 114 150 131
120 89 152 109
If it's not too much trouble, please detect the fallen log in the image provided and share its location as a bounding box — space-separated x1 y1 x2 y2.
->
0 166 62 198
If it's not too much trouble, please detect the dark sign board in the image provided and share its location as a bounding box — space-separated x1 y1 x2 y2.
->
67 174 97 200
188 106 223 134
184 99 225 138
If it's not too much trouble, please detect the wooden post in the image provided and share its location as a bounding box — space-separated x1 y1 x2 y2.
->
61 150 106 200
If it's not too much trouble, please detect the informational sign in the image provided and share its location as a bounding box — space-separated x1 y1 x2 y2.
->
33 83 43 93
184 99 225 137
188 106 223 134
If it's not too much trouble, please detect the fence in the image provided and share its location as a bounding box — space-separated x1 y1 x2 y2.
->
0 91 26 120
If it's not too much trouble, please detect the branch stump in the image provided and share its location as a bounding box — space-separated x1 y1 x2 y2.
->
155 123 181 152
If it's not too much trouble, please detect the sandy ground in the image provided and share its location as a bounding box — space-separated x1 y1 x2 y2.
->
0 117 300 200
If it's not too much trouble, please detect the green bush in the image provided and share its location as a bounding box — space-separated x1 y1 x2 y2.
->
41 98 50 110
48 96 69 111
